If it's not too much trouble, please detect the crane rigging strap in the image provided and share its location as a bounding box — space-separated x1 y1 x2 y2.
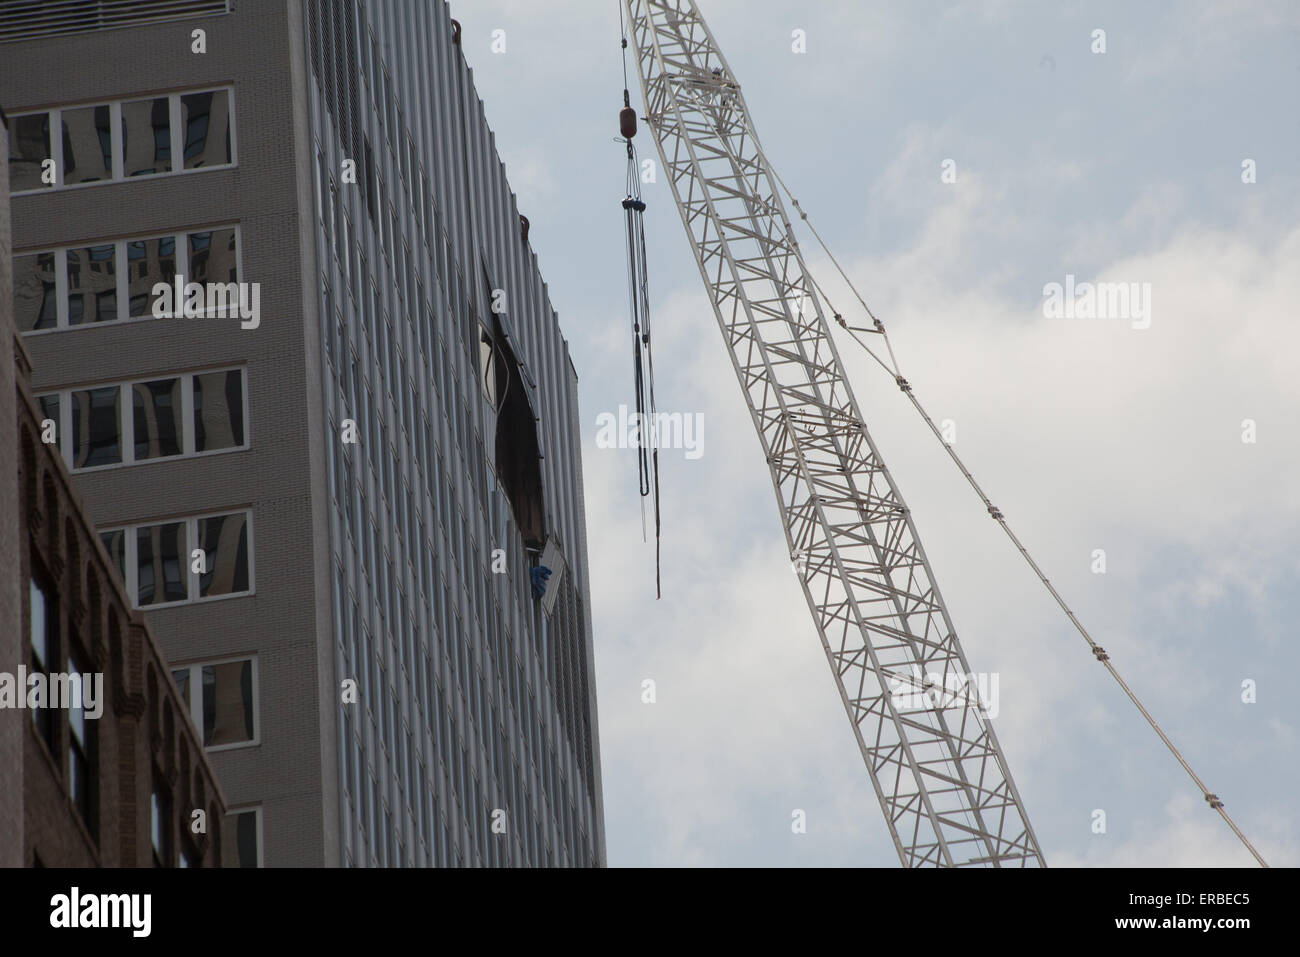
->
620 8 662 599
760 148 1269 868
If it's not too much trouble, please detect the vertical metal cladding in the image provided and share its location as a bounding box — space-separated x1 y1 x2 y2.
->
304 0 604 866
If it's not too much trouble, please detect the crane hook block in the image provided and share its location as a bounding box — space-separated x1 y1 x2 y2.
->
620 106 638 140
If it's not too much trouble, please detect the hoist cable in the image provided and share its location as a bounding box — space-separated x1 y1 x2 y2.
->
619 4 662 599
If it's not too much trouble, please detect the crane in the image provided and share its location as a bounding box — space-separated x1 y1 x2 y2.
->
618 0 1268 867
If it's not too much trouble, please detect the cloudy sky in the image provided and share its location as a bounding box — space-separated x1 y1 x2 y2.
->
448 0 1300 866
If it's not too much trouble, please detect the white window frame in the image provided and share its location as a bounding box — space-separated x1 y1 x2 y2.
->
17 223 244 336
171 656 261 754
99 508 255 610
9 87 237 197
36 365 249 473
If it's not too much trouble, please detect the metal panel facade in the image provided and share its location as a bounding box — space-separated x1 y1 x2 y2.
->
305 0 605 867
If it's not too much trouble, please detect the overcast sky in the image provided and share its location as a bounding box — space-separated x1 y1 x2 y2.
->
448 0 1300 867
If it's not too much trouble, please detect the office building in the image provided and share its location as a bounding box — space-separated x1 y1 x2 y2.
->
2 0 604 866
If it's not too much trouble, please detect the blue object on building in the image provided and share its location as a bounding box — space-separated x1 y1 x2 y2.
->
530 565 553 599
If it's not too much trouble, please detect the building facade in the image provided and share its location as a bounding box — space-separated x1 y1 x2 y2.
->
4 104 231 867
3 0 604 866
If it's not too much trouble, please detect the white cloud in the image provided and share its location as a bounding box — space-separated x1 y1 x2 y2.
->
586 185 1300 866
1051 794 1295 867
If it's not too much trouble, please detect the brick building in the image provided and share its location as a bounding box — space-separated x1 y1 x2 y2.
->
3 106 230 867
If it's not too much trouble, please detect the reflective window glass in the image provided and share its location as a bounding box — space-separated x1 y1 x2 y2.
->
132 378 183 460
171 668 190 709
195 512 250 598
9 112 51 191
37 394 60 434
61 105 113 185
127 235 177 317
71 386 121 468
29 578 49 669
201 659 254 746
151 789 169 866
99 530 126 584
188 228 237 284
225 810 259 867
122 97 171 177
181 90 232 168
27 575 55 772
67 651 95 828
193 370 245 452
136 521 186 605
67 244 118 325
12 253 58 332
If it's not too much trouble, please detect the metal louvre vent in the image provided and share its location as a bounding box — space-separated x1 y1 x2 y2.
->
0 0 229 43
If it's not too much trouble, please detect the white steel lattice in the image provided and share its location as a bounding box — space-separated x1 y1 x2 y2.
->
625 0 1045 867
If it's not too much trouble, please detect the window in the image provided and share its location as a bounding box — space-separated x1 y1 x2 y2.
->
71 386 122 468
9 88 234 196
60 105 112 185
199 658 255 746
127 236 177 317
67 649 97 837
39 366 247 470
67 243 118 325
137 521 186 606
8 112 51 192
38 394 60 434
133 378 183 460
18 226 238 334
188 228 237 284
195 512 249 597
181 90 232 168
192 369 245 452
99 530 126 586
102 511 253 608
12 253 58 332
172 657 257 750
224 808 263 867
122 96 171 176
172 667 189 706
29 575 55 750
151 786 171 867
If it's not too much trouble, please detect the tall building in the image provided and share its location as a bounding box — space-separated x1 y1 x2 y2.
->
3 105 231 868
2 0 605 867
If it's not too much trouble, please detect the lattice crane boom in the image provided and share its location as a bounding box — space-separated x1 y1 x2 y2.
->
624 0 1046 867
